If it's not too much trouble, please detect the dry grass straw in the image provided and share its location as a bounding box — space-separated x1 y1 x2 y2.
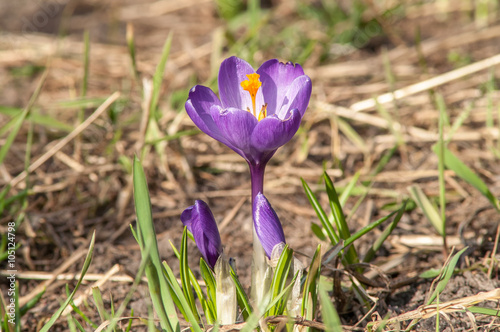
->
370 288 500 330
9 91 120 188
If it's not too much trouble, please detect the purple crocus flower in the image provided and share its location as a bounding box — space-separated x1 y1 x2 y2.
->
185 56 312 200
253 192 286 258
181 200 222 269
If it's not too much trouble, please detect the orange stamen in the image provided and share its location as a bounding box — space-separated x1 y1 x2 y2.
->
240 73 262 117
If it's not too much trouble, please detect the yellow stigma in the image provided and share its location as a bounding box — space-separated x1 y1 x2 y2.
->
240 73 262 117
258 103 268 121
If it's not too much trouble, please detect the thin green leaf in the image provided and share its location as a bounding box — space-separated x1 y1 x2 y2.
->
0 108 30 166
132 156 178 332
363 200 406 263
0 69 48 166
104 240 150 332
92 287 109 322
427 247 468 304
169 239 212 323
435 146 500 211
200 258 217 321
301 178 339 244
435 93 447 244
150 32 173 114
446 103 472 144
40 231 96 332
126 23 139 81
267 245 293 317
241 273 299 332
468 306 500 316
229 264 252 320
419 268 441 279
310 223 327 241
81 30 90 98
161 262 203 332
0 106 73 132
180 228 198 321
339 172 360 207
318 284 343 332
336 118 367 153
344 209 399 249
324 173 349 239
408 185 444 236
301 244 321 320
20 289 45 316
324 173 359 264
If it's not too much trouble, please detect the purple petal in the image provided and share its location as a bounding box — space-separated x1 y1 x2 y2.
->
218 56 264 112
211 106 258 159
250 109 302 153
253 193 286 258
275 75 312 119
181 200 222 269
257 60 305 116
185 85 228 144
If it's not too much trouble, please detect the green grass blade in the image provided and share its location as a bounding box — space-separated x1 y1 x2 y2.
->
199 258 216 303
19 289 45 316
468 306 500 316
323 173 350 239
40 231 95 332
0 68 48 166
435 93 447 245
126 23 139 81
0 108 30 166
324 173 359 264
161 262 203 332
229 264 252 320
81 30 90 98
446 103 472 144
169 239 212 323
132 156 178 332
337 118 367 154
408 185 444 236
310 223 327 241
0 106 73 132
104 240 150 332
435 146 500 211
92 287 109 322
301 178 340 244
344 209 399 249
241 273 299 332
301 244 321 320
339 171 360 207
240 293 271 332
426 247 468 304
180 227 199 322
318 284 343 332
69 297 97 329
200 258 217 322
363 200 406 263
150 32 173 114
267 245 293 317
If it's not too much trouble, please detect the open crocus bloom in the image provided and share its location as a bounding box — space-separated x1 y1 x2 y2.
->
253 192 286 258
181 200 222 269
185 56 312 167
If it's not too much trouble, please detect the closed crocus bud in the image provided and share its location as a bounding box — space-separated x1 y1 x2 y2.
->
181 200 222 269
253 193 286 258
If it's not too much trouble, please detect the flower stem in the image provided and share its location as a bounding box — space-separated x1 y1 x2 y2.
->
249 163 270 306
